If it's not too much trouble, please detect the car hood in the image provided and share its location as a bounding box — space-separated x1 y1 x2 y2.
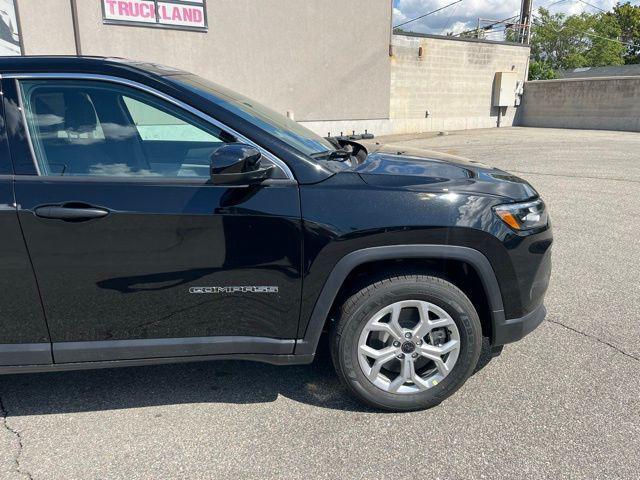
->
352 144 538 201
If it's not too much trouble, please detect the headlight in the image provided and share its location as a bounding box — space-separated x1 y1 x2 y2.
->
494 199 548 231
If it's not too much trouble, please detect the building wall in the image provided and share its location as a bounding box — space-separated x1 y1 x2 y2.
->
518 77 640 132
17 0 76 55
15 3 533 138
17 0 392 123
300 34 531 137
389 34 529 133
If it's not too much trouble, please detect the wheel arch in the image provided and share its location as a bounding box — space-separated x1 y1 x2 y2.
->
295 245 506 355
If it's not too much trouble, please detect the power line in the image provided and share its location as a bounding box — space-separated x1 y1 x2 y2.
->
542 0 571 9
455 15 519 37
576 0 607 13
440 1 462 35
484 30 509 37
394 0 463 29
532 15 640 49
541 0 617 14
572 28 640 48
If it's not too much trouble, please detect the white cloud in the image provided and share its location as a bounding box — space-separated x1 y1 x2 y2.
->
393 0 640 36
448 20 469 35
393 6 407 24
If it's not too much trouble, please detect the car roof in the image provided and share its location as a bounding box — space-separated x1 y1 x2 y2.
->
0 56 189 77
0 56 330 183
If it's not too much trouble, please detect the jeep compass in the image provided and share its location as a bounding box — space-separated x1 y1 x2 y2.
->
0 57 552 411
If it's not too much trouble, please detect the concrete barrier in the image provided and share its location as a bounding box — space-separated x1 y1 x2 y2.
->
518 77 640 132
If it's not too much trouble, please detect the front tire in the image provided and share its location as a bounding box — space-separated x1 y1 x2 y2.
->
330 273 482 412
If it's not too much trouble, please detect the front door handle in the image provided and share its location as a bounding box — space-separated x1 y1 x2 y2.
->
34 204 110 221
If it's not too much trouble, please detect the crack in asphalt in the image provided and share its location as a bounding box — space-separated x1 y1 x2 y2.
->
547 319 640 363
0 395 32 480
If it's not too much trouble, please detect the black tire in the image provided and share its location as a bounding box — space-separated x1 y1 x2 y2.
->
330 273 482 412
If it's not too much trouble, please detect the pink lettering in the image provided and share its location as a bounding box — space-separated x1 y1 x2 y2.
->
105 0 117 15
108 1 204 26
118 1 131 16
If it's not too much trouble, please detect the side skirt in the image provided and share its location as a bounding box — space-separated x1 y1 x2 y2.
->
0 352 315 375
52 336 296 363
0 343 52 366
1 336 314 374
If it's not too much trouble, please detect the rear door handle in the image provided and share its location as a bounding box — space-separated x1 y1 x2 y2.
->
34 205 110 221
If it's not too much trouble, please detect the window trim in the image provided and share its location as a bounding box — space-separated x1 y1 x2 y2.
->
15 79 41 176
5 72 295 181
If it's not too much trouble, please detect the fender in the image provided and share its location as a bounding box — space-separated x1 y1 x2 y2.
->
295 245 506 355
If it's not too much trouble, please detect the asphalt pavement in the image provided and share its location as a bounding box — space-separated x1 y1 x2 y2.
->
1 127 639 479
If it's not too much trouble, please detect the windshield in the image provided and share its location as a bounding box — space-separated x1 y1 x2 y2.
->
171 74 336 157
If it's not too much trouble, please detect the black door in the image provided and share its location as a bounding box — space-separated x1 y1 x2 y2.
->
0 80 51 366
6 77 302 363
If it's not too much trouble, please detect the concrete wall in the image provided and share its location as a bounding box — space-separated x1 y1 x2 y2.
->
300 34 531 137
389 34 529 133
17 0 392 123
518 77 640 132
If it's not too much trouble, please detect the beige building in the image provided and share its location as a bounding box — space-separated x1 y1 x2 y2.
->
10 0 530 137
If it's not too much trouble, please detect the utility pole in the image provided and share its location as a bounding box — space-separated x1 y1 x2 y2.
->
389 0 394 57
519 0 532 44
13 0 25 54
70 0 82 55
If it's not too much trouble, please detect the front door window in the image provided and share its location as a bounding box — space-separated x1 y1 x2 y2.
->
19 79 235 178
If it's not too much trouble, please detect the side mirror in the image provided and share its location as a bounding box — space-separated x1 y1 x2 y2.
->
210 143 275 185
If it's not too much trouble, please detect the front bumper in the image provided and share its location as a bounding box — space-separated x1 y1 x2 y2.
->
493 302 546 346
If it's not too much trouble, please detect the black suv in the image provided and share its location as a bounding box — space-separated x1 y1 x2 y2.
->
0 57 552 411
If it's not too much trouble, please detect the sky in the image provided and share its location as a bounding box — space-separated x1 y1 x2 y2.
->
392 0 640 36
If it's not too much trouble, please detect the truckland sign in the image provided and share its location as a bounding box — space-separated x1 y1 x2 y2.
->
102 0 207 31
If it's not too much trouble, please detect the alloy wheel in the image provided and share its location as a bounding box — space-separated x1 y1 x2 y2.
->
357 300 461 394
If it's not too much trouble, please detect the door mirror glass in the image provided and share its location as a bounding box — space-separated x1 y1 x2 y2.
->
210 144 274 185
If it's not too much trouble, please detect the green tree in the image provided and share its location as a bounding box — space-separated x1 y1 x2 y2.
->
585 10 625 66
612 2 640 63
528 60 557 80
529 7 626 79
